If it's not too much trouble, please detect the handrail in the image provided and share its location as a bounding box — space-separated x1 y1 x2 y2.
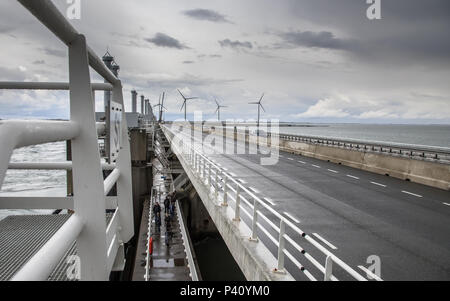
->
18 0 119 84
164 125 373 281
144 188 154 281
0 81 113 91
11 214 84 281
176 200 199 281
269 132 450 156
104 168 121 196
8 162 116 170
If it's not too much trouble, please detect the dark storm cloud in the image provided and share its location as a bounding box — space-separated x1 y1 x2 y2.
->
183 9 232 23
0 25 14 34
39 47 66 58
218 39 252 50
182 60 195 64
32 60 45 65
276 30 359 51
145 33 189 49
283 0 450 64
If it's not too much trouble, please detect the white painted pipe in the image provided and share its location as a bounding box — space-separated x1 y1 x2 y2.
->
0 81 113 91
104 168 120 196
17 0 118 84
8 162 116 170
0 120 80 188
11 214 84 281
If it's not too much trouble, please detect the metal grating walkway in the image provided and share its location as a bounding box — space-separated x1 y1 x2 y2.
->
0 213 113 281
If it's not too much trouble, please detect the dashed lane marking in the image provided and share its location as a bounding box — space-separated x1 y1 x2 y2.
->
283 212 300 224
312 233 337 250
327 169 338 173
347 175 360 180
401 191 423 198
371 181 387 188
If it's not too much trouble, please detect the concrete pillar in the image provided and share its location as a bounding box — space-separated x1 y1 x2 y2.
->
131 90 137 113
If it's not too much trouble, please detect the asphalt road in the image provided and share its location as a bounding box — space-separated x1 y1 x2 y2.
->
188 132 450 281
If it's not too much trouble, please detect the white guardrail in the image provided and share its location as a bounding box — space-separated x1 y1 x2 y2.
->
268 132 450 163
163 125 381 281
0 0 134 281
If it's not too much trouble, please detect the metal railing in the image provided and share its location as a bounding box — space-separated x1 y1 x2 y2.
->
0 0 134 281
268 132 450 163
163 125 379 281
200 125 450 163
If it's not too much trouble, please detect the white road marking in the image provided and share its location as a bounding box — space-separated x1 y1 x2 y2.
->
237 178 247 184
312 233 337 250
444 203 450 207
248 186 259 194
263 197 276 206
347 175 360 180
312 164 321 168
401 191 422 198
288 158 294 161
229 172 237 177
298 160 306 164
371 181 387 187
358 265 383 281
283 212 300 224
327 169 338 173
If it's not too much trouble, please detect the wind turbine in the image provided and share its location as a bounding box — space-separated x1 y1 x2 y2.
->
178 89 198 121
248 93 266 133
153 92 167 122
214 98 227 121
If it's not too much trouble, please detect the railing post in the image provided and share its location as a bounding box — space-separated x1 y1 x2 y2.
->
69 34 107 280
221 176 228 206
324 255 333 281
233 184 241 221
215 169 219 199
275 220 286 273
250 197 258 241
208 163 212 186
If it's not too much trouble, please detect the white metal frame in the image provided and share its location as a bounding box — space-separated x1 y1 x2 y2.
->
163 125 381 281
0 0 134 281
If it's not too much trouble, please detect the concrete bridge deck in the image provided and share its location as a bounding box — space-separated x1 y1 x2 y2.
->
165 126 450 281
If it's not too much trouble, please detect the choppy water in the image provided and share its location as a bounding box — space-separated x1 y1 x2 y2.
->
279 124 450 148
0 142 67 221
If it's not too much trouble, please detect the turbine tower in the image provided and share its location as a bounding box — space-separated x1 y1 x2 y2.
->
178 89 198 121
153 92 167 122
214 98 227 121
249 93 266 135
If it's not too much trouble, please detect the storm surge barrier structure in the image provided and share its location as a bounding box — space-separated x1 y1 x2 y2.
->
0 0 134 280
162 125 377 281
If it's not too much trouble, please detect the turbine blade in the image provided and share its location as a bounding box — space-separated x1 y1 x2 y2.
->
249 102 259 104
214 108 218 114
177 89 185 100
180 101 186 111
260 103 266 112
186 97 198 100
259 93 265 103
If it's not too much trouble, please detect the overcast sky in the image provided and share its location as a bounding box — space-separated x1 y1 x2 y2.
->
0 0 449 123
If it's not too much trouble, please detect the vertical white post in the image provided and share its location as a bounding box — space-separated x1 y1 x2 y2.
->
276 220 286 272
208 163 212 186
69 34 107 280
222 176 228 206
324 255 333 281
113 83 134 242
234 184 241 221
214 168 219 199
250 197 258 241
